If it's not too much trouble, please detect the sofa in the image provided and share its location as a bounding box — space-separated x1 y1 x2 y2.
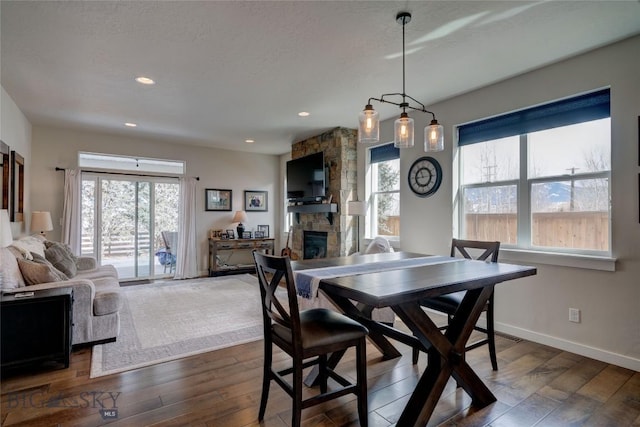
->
0 235 121 346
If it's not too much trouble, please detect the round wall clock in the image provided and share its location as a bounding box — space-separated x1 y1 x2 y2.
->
407 156 443 197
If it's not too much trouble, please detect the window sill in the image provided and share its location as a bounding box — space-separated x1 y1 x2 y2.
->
500 248 616 271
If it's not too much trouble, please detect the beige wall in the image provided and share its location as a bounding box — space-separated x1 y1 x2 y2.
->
30 126 281 275
357 35 640 370
1 87 32 237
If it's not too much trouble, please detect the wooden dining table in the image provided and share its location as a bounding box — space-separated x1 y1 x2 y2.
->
291 251 537 427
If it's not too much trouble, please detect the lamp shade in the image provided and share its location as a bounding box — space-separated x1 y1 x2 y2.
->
232 210 248 224
394 113 414 148
358 104 380 143
0 209 13 247
424 120 444 152
347 201 366 216
31 211 53 234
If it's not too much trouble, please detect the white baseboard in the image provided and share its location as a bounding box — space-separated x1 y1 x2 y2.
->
497 322 640 372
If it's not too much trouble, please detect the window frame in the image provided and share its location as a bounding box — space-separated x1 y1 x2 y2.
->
456 90 614 269
365 143 400 240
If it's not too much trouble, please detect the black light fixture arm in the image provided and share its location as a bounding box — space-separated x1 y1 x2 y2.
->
367 94 438 121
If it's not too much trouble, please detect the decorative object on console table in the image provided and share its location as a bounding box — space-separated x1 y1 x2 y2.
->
225 229 235 240
245 190 268 212
31 211 53 237
205 188 232 211
1 288 73 372
242 231 252 239
257 224 269 237
232 210 247 238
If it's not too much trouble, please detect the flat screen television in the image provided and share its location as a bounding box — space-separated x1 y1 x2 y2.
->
286 152 326 202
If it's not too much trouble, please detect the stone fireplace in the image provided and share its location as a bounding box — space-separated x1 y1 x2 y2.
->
288 127 358 259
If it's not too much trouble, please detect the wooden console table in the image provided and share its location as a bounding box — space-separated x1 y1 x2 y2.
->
208 237 275 276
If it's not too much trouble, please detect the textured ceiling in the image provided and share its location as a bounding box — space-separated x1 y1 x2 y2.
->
2 1 640 155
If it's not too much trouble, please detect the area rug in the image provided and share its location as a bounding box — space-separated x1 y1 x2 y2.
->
90 274 263 378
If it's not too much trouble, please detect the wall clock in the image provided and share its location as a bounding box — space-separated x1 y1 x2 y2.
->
407 156 442 197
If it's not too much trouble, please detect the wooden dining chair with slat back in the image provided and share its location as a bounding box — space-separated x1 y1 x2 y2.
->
412 239 501 370
252 251 369 427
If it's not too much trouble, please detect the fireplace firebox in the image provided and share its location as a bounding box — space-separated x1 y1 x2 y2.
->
303 231 328 259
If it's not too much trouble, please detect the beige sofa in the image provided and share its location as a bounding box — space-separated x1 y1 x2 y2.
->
0 236 121 346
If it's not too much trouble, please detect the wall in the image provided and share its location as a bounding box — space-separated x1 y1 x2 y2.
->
30 125 281 276
357 35 640 370
0 87 32 237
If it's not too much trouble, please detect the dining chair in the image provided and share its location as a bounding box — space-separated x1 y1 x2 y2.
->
412 239 501 370
161 231 178 273
252 251 369 427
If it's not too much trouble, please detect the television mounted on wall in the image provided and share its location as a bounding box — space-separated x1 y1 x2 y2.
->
286 152 326 202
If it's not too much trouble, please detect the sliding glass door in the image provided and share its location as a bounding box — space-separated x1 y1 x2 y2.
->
81 174 179 280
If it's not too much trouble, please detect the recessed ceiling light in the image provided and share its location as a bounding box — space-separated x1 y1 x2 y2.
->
135 76 155 85
245 139 255 144
298 111 310 117
125 122 137 127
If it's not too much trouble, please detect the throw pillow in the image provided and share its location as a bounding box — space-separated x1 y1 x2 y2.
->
10 236 47 260
17 257 68 285
30 252 69 280
44 242 78 278
0 247 26 289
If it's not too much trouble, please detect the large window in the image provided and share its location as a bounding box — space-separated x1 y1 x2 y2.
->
458 89 611 254
366 143 400 238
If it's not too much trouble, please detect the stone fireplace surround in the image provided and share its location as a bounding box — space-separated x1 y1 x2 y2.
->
288 127 358 259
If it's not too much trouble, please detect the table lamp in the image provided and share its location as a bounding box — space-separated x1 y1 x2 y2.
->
31 211 53 237
232 210 248 239
0 209 13 247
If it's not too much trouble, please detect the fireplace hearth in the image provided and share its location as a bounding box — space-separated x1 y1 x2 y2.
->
303 231 328 259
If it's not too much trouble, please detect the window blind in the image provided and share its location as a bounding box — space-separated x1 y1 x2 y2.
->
370 143 400 164
458 88 610 146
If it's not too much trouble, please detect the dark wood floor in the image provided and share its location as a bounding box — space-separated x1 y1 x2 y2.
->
1 326 639 426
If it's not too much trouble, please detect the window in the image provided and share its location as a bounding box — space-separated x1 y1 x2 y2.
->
366 143 400 239
457 89 611 255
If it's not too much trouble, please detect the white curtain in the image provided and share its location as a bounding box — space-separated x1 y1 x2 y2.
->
61 169 82 253
174 177 198 279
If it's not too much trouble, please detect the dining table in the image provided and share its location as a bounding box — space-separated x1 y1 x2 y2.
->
291 251 537 427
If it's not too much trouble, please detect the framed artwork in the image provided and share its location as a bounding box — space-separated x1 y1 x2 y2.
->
245 190 268 212
10 151 24 222
1 141 9 211
242 231 252 239
205 188 232 211
254 231 264 238
257 224 269 237
225 229 235 239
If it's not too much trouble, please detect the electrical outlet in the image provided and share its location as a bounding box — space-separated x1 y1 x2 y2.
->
569 308 581 323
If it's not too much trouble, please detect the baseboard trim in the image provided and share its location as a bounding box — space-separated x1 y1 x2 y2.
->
496 322 640 372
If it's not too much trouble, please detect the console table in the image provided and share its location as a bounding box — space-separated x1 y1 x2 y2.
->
1 288 73 372
208 237 275 276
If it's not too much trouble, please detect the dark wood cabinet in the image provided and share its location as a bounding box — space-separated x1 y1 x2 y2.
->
1 288 73 372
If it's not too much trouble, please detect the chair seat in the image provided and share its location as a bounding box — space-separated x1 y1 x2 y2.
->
273 308 368 351
419 291 465 314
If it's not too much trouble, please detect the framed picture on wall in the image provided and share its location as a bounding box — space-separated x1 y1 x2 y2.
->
205 188 232 211
245 190 268 212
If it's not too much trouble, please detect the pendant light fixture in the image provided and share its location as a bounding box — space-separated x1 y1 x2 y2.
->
358 12 444 152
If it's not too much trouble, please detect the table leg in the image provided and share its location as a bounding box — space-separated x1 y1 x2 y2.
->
393 286 497 426
325 292 402 359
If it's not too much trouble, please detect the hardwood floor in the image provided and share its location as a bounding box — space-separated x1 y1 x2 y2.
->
2 328 639 426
